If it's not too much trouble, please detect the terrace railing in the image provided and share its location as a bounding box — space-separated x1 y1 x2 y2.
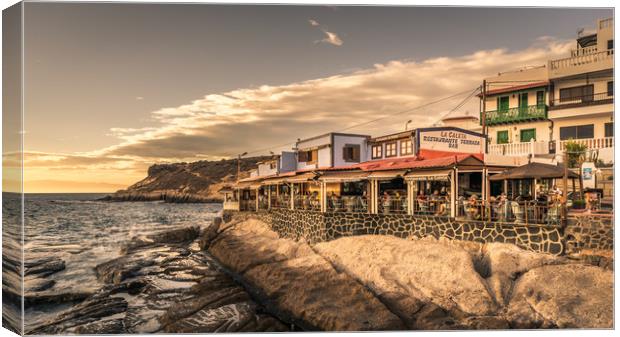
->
456 199 562 225
294 195 321 211
481 104 547 126
327 196 369 213
272 196 290 209
488 140 549 156
549 92 613 110
557 137 614 151
378 198 408 215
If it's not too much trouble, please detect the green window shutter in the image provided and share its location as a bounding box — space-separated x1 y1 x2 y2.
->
497 131 509 144
520 129 536 142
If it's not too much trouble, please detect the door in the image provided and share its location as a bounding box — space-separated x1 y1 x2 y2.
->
497 96 509 112
519 93 529 116
520 128 536 142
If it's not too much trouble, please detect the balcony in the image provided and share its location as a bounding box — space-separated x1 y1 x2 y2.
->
488 140 549 156
548 49 614 78
549 92 613 111
481 105 547 126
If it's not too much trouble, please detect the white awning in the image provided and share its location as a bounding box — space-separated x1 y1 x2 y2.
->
367 170 408 180
405 169 452 181
319 171 369 183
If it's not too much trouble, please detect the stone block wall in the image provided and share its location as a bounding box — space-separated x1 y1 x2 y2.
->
254 209 565 255
565 214 614 254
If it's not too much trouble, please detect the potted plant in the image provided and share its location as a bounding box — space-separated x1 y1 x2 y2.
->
571 199 586 210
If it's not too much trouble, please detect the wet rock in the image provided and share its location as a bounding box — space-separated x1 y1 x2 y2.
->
506 264 613 328
122 226 200 254
24 256 66 277
28 297 129 334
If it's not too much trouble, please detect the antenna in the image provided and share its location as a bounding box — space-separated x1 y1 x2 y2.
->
577 28 585 38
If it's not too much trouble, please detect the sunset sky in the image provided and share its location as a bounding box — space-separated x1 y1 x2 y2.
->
5 3 613 192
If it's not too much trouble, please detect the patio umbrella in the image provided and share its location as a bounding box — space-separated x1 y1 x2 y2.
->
489 162 579 181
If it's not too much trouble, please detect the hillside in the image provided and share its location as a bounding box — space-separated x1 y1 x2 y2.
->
103 156 271 203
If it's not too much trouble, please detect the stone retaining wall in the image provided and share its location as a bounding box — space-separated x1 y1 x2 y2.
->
239 209 613 256
253 209 565 255
565 214 614 254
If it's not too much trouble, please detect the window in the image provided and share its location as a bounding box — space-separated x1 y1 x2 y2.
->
605 122 613 138
608 39 614 50
608 81 614 96
385 142 397 157
371 144 382 159
342 144 361 162
400 139 413 155
269 161 276 170
297 149 317 163
497 96 509 112
559 85 594 102
496 131 509 144
559 124 594 140
520 129 536 142
536 91 545 107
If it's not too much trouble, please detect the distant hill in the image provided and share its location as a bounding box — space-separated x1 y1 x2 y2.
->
102 156 271 203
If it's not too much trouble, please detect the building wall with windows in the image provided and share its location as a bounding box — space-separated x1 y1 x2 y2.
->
367 131 415 161
488 121 552 145
332 134 369 167
552 114 613 143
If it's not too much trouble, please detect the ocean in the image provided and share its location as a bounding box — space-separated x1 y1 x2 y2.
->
2 193 222 332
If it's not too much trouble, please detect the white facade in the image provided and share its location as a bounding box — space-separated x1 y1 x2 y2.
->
295 133 369 169
482 17 614 165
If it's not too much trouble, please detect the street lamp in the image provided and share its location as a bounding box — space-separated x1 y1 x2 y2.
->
405 120 413 131
237 152 248 182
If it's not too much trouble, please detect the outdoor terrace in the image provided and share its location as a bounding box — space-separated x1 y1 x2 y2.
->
549 92 614 110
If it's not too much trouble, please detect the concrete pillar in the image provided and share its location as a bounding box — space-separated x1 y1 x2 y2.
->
407 180 414 215
320 181 326 212
267 185 271 210
290 183 295 210
255 187 259 211
370 180 379 214
450 170 456 218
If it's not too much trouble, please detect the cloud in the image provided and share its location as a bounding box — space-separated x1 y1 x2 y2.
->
318 30 343 46
136 96 144 100
308 19 343 46
27 38 573 191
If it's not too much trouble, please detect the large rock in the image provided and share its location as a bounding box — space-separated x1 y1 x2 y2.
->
506 264 613 328
209 219 406 331
314 236 498 318
482 242 564 306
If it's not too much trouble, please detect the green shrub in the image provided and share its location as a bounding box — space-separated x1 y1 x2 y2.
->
564 140 588 168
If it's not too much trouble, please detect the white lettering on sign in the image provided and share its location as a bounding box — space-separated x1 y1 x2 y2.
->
419 130 484 154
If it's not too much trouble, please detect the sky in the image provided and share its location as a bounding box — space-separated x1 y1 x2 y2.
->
5 3 613 192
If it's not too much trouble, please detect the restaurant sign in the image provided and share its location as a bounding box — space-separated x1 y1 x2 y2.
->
416 127 485 154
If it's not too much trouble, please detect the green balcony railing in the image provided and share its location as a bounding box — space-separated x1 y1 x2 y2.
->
480 105 548 126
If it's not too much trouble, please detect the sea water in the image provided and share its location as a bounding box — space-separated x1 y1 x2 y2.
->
2 193 221 331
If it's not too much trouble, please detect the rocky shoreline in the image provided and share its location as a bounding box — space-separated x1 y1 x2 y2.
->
24 214 613 333
98 191 221 203
25 223 290 334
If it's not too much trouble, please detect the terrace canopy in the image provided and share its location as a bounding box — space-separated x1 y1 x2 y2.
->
489 162 579 181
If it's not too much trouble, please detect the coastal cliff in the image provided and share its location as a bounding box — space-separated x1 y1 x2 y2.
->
102 156 271 203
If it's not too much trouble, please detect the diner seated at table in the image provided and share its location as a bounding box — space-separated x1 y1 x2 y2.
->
466 195 480 220
435 192 450 216
417 190 429 213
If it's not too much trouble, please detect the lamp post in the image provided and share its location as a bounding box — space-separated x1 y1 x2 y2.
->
405 119 412 131
237 152 248 182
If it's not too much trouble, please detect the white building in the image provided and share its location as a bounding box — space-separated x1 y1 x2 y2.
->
481 17 614 165
295 132 370 170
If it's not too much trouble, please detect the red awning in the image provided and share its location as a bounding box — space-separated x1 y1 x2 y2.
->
355 153 483 172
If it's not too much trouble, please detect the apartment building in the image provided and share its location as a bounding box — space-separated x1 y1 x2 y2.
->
295 132 370 170
481 17 614 165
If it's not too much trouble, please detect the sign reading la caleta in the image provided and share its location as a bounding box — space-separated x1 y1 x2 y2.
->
418 128 485 154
